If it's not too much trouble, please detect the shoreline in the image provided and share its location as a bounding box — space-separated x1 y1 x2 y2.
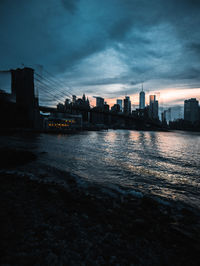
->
0 126 170 136
1 126 200 136
0 149 200 265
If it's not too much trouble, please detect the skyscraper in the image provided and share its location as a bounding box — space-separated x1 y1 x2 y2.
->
139 89 145 109
161 108 171 124
117 99 123 111
96 97 104 108
149 95 156 104
184 98 199 123
149 95 159 120
82 94 86 102
124 96 131 115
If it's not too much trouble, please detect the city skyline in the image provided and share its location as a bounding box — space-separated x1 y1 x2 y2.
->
1 66 198 121
0 0 200 107
55 87 199 122
1 71 199 112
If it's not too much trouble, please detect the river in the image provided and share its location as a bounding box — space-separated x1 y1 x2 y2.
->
1 130 200 208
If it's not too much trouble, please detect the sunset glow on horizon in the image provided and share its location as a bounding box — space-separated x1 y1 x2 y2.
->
87 87 200 109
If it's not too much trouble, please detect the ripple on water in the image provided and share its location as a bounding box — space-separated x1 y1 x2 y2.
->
0 130 199 208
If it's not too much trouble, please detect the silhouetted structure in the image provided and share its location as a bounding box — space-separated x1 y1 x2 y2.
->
161 108 171 125
72 95 76 104
11 68 36 128
139 88 145 109
96 97 104 108
0 67 40 129
124 96 131 115
0 67 172 131
103 102 109 112
111 104 120 113
57 103 65 111
169 118 200 131
184 98 199 124
116 99 123 111
149 95 159 120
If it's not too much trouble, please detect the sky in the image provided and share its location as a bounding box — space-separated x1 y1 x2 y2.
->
0 0 200 110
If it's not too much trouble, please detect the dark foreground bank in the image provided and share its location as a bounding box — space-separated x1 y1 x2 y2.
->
0 150 200 265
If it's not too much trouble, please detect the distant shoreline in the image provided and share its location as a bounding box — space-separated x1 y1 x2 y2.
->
0 126 172 136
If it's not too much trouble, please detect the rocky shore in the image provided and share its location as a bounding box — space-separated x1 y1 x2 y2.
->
0 149 200 265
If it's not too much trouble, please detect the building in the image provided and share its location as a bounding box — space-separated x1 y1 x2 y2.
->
123 96 131 115
44 113 82 130
149 95 159 120
72 95 76 104
65 98 70 108
103 102 109 111
149 95 156 104
116 99 123 111
161 108 171 124
74 94 90 109
161 110 167 124
96 97 104 108
111 104 120 113
184 98 199 123
57 103 65 111
139 89 145 109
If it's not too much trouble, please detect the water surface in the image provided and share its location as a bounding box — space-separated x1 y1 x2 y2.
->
1 130 200 207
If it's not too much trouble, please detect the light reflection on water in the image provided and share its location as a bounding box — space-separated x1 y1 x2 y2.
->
1 130 200 207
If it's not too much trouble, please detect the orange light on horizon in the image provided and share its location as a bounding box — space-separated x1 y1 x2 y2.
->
88 87 200 108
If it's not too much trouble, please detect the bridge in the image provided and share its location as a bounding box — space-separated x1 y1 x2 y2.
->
0 67 162 130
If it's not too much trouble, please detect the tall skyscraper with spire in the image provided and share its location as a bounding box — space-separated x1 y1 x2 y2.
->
139 84 145 109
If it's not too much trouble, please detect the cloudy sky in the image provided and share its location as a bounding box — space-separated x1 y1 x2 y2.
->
0 0 200 108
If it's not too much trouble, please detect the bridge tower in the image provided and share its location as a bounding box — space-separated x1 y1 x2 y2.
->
11 67 37 128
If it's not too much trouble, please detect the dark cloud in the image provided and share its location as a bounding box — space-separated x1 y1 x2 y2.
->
61 0 79 13
0 0 200 103
189 43 200 52
108 17 133 40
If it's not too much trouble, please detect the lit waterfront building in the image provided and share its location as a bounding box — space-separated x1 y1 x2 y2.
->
116 99 123 111
184 98 199 123
139 87 145 109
